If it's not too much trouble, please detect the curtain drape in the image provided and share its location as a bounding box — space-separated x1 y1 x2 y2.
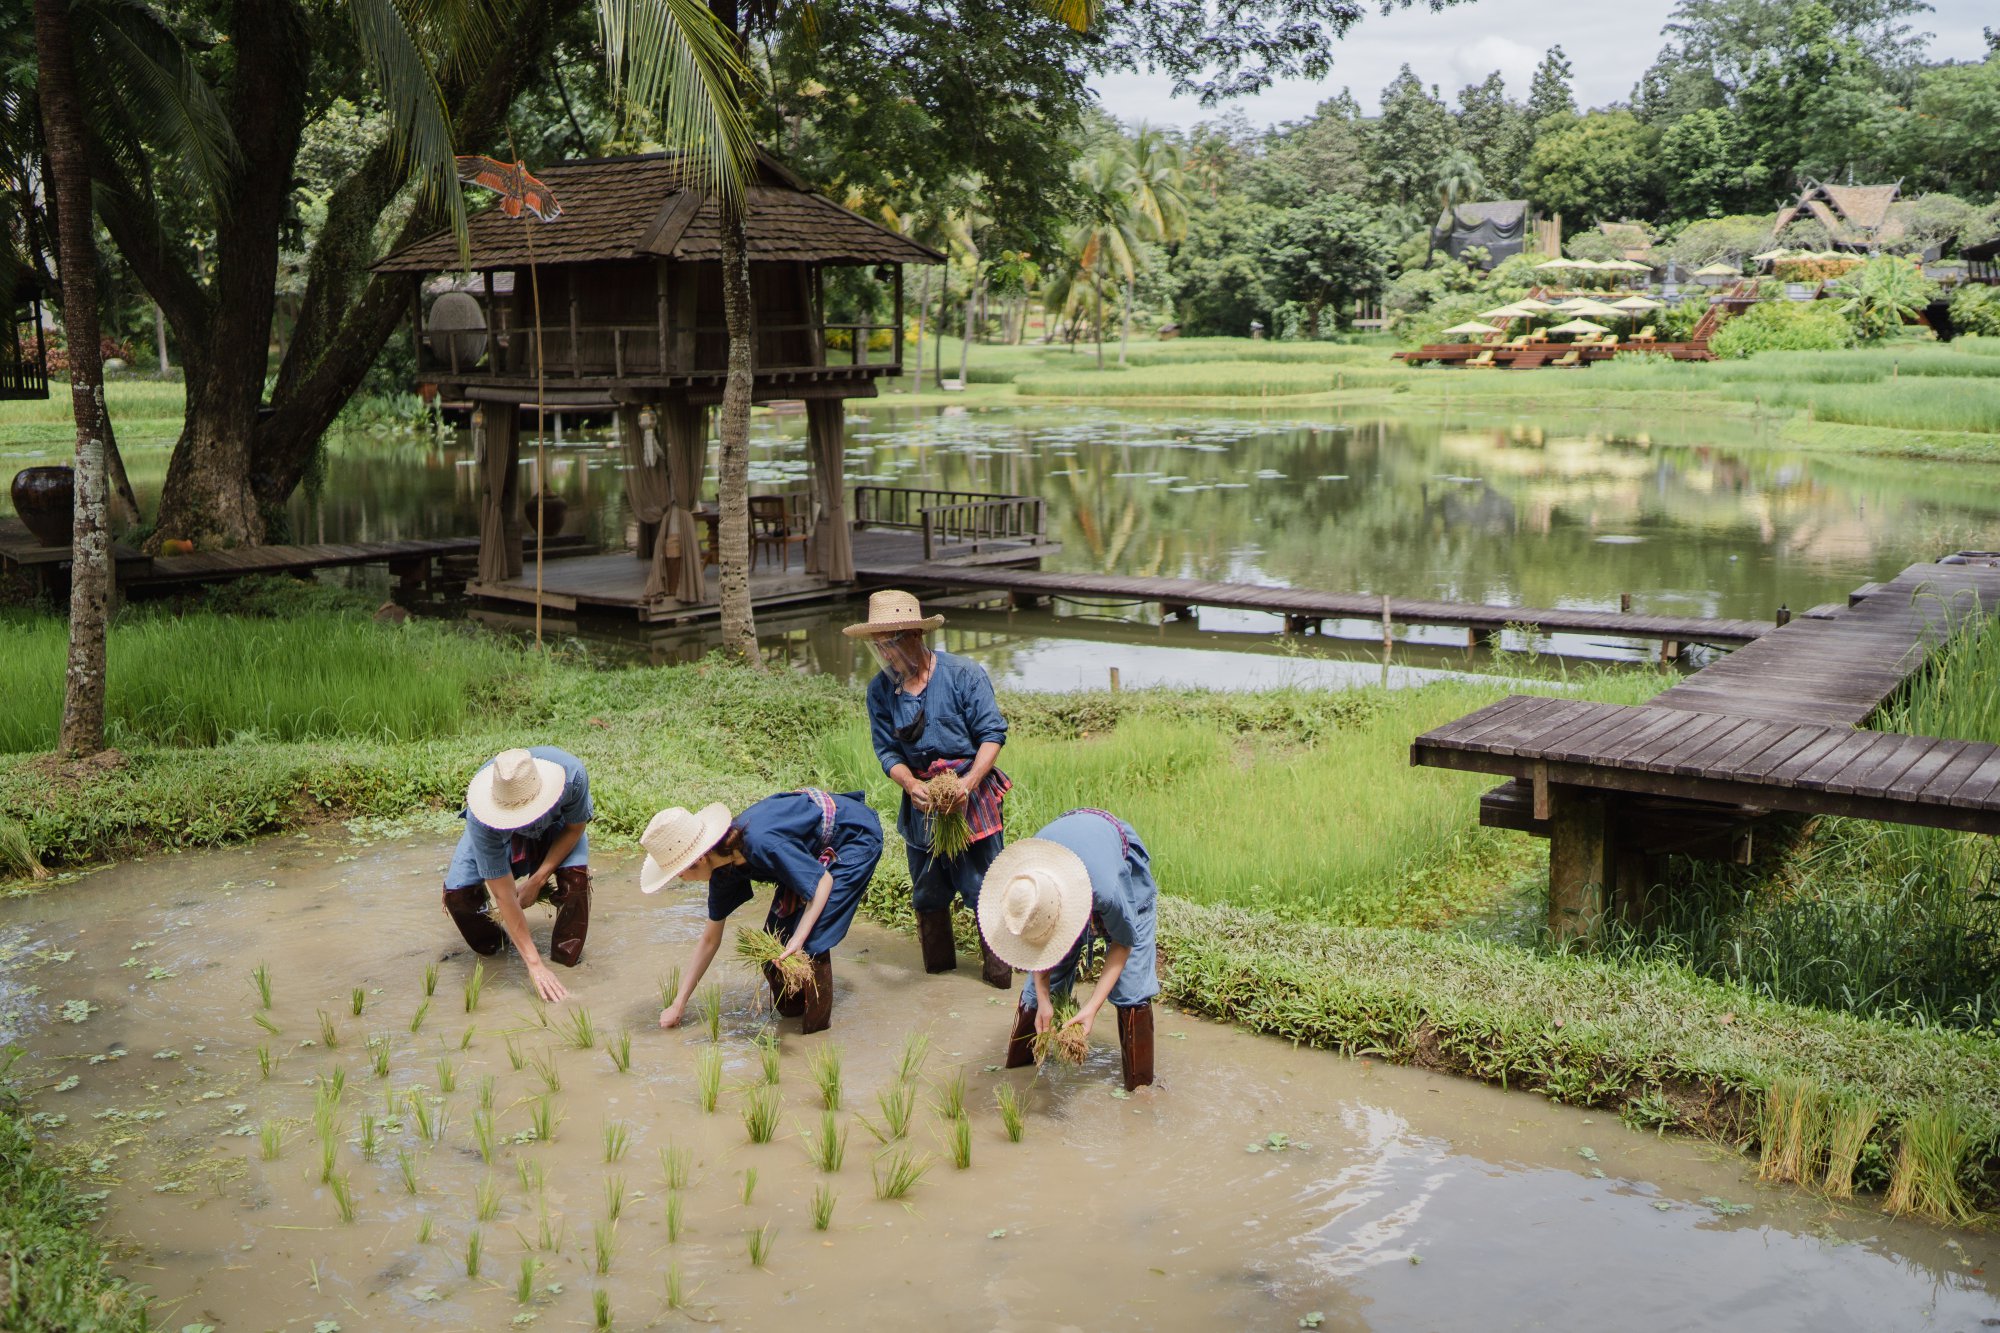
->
663 402 708 604
476 404 523 583
805 398 853 582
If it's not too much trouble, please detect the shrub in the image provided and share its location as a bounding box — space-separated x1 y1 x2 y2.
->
1948 287 2000 340
1710 301 1853 358
1830 257 1941 342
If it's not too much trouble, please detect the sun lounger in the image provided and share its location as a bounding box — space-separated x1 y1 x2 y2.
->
1465 350 1495 368
1634 325 1656 341
1550 350 1581 368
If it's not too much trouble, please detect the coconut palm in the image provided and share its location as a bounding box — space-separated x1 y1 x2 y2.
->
1832 256 1940 342
1425 149 1485 266
1058 147 1147 369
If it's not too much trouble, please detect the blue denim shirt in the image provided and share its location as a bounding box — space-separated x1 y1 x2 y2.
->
866 649 1008 848
707 791 882 920
1023 809 1159 1006
445 746 592 887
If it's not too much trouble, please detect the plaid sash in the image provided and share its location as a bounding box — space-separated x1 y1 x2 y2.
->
922 759 1010 845
791 787 839 866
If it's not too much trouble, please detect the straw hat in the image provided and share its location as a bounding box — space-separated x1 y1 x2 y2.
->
977 838 1095 972
842 589 945 638
465 748 566 830
638 803 734 895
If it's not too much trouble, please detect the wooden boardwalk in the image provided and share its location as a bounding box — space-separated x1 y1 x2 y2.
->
861 560 1774 650
1411 556 2000 935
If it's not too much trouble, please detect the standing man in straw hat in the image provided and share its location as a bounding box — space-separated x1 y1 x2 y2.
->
643 789 882 1034
979 808 1159 1090
442 746 594 1003
847 589 1015 988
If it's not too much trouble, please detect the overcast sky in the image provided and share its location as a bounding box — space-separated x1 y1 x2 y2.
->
1091 0 1995 129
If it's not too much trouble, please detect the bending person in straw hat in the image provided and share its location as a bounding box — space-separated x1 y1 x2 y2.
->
979 808 1158 1091
442 747 594 1004
846 589 1014 989
645 789 883 1035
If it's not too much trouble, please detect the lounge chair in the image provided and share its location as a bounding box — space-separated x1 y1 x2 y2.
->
1464 350 1495 368
1508 335 1531 348
1634 325 1656 342
1550 350 1581 368
1599 334 1620 349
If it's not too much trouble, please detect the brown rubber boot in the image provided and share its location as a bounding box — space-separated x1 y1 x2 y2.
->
442 886 506 955
979 938 1012 990
1117 1002 1155 1091
547 866 591 967
1004 1003 1036 1070
915 910 958 974
765 962 807 1018
801 955 834 1035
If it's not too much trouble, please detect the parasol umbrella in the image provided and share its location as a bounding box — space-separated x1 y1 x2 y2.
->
1559 297 1624 318
1478 304 1533 321
1547 318 1609 338
1535 257 1582 270
1443 321 1503 340
1611 295 1663 311
1750 248 1788 263
1510 297 1557 312
1694 262 1741 277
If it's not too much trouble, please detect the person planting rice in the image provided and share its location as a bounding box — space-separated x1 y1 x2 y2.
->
646 789 883 1035
441 747 593 1003
849 589 1014 988
980 808 1159 1091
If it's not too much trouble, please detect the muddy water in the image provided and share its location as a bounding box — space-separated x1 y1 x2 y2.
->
6 835 1999 1332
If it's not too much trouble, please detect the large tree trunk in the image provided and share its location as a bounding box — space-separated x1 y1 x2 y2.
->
715 201 760 664
1118 275 1133 366
34 0 109 757
911 265 932 390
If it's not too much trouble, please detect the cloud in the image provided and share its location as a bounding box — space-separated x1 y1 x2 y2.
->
1447 36 1541 98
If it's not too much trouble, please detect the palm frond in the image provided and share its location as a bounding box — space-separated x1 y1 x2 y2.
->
597 0 754 206
347 0 467 260
76 0 241 199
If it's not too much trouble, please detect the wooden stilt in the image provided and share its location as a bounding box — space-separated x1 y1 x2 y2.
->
1117 1002 1154 1090
1547 784 1612 941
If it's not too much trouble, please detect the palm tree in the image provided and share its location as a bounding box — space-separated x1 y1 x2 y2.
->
1117 125 1187 363
1425 149 1485 267
1832 256 1939 342
1063 147 1145 370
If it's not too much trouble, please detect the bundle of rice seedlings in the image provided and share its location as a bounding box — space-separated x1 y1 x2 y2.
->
0 816 48 880
924 773 972 859
1821 1094 1882 1199
734 928 814 998
1885 1104 1978 1226
1757 1076 1825 1186
1030 1001 1088 1067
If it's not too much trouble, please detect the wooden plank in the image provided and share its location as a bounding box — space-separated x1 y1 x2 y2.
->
1833 733 1941 798
1880 739 1971 801
1927 744 2000 810
1793 729 1899 790
1912 744 1998 807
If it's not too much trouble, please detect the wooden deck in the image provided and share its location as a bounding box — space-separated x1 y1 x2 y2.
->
1410 556 2000 935
1395 340 1716 368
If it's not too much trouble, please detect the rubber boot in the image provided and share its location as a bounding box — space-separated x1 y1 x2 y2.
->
765 963 807 1018
916 909 958 974
1117 1002 1155 1091
801 955 834 1035
1004 1003 1036 1070
979 938 1013 990
547 866 591 968
442 885 506 956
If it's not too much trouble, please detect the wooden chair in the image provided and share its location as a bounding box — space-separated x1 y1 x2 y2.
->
749 495 811 572
1465 349 1496 368
1599 334 1621 348
1634 325 1657 342
1550 349 1581 368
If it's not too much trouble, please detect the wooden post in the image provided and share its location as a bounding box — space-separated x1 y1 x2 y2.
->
892 264 904 371
567 280 581 377
1381 595 1393 662
1619 592 1631 613
1547 784 1612 941
656 260 670 374
480 271 496 370
1109 667 1121 692
409 279 424 370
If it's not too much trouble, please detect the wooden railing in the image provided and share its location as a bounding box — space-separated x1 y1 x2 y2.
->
418 319 905 380
919 497 1048 559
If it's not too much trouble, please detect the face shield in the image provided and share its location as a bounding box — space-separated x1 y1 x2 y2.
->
869 631 932 681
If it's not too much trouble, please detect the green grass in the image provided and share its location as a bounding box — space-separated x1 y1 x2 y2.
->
0 1088 151 1331
1017 360 1420 400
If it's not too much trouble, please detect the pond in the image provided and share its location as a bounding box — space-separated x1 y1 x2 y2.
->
5 834 1998 1330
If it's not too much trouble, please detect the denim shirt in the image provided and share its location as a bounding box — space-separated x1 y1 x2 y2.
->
865 649 1008 847
1036 810 1155 954
706 791 882 921
445 746 593 887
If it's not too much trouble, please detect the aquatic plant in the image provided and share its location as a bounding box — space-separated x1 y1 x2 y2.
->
660 966 682 1011
593 1288 611 1331
734 927 813 998
664 1190 685 1243
659 1143 691 1191
465 1227 483 1278
529 1048 561 1094
604 1172 626 1221
603 1120 630 1163
808 1044 841 1111
324 1066 347 1101
428 1102 451 1145
741 1167 758 1204
316 1125 340 1184
924 772 973 858
397 1148 420 1194
806 1109 846 1173
259 1121 283 1160
472 1109 497 1165
665 1260 687 1308
698 983 723 1042
564 1007 596 1050
368 1035 391 1079
517 1156 545 1197
515 1255 542 1305
1822 1094 1882 1199
464 962 486 1013
536 1207 563 1252
253 1013 280 1037
529 1094 560 1143
328 1172 355 1223
256 1044 273 1080
1885 1105 1977 1225
358 1114 380 1157
746 1222 772 1268
607 1031 632 1074
350 987 366 1017
593 1219 615 1275
695 1047 722 1113
871 1148 931 1200
946 1112 972 1170
405 1091 435 1141
743 1085 780 1144
476 1175 501 1221
868 1082 914 1143
996 1084 1025 1143
423 962 438 999
505 1036 524 1071
930 1066 966 1121
435 1055 457 1094
811 1184 836 1231
896 1032 930 1082
251 963 272 1010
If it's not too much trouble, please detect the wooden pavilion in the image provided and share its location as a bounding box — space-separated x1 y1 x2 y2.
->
372 151 1028 622
3 270 49 400
1771 180 1904 252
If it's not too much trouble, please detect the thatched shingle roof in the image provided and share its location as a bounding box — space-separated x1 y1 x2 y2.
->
1773 180 1904 245
375 152 941 273
1436 200 1529 232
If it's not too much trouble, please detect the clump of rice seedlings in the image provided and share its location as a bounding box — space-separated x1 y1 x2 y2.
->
946 1112 972 1170
328 1172 355 1223
429 1102 451 1145
996 1084 1025 1143
529 1094 560 1143
253 1012 281 1037
259 1121 284 1160
504 1036 524 1071
745 1222 772 1268
695 1047 722 1113
896 1031 930 1082
472 1109 498 1165
518 1156 545 1197
350 987 366 1017
476 1174 501 1221
405 1090 435 1141
477 1074 495 1112
930 1066 966 1121
515 1255 542 1305
659 966 682 1011
1885 1104 1978 1225
358 1114 380 1157
458 1025 475 1052
593 1289 611 1331
535 1207 563 1252
464 962 486 1013
664 1191 685 1243
1031 1002 1088 1067
865 1082 914 1143
604 1172 626 1221
465 1227 483 1278
317 1131 339 1186
251 963 272 1010
734 927 814 999
1757 1076 1827 1186
807 1044 841 1111
603 1120 630 1163
697 983 723 1042
740 1166 758 1205
924 772 973 858
368 1035 392 1079
416 1214 433 1244
593 1219 615 1275
806 1109 845 1173
324 1066 347 1102
317 1009 340 1049
665 1261 687 1308
810 1184 836 1231
435 1055 458 1094
564 1007 597 1050
529 1048 561 1094
872 1148 931 1200
1822 1094 1883 1199
757 1030 781 1085
607 1031 632 1074
397 1148 420 1194
409 999 430 1034
380 1084 398 1117
256 1044 273 1080
743 1084 780 1144
423 962 439 998
659 1143 691 1191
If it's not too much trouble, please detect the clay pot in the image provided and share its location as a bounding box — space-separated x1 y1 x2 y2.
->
525 492 567 538
10 466 74 547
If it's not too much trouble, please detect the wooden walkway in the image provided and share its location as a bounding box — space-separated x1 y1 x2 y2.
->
861 561 1774 651
1411 556 2000 935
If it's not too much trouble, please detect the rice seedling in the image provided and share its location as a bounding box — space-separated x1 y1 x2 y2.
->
315 1009 340 1049
518 1156 545 1197
810 1183 836 1231
996 1083 1025 1143
358 1114 380 1157
253 1012 280 1036
516 1255 542 1305
806 1109 846 1173
924 772 973 858
458 1025 476 1052
324 1066 347 1102
1031 1002 1088 1067
435 1055 458 1094
593 1289 610 1331
477 1074 496 1112
743 1084 781 1144
476 1175 502 1221
930 1066 967 1121
698 983 723 1042
473 1109 498 1165
256 1044 273 1080
251 963 272 1010
465 1227 483 1278
429 1102 451 1145
607 1030 632 1074
946 1112 972 1170
660 966 682 1011
405 1090 436 1142
659 1143 692 1191
368 1035 391 1079
867 1082 914 1143
896 1031 930 1082
1885 1104 1978 1225
529 1048 561 1094
380 1084 398 1117
350 987 366 1017
664 1191 685 1243
328 1172 355 1223
746 1222 773 1268
529 1093 560 1143
593 1219 615 1275
1757 1076 1826 1186
603 1120 630 1163
1822 1094 1882 1199
734 927 814 999
416 1214 433 1244
316 1128 340 1185
872 1147 931 1200
536 1207 563 1252
807 1044 842 1110
259 1121 284 1160
740 1166 758 1205
397 1148 420 1194
695 1046 722 1113
603 1172 626 1221
506 1035 526 1070
665 1261 687 1308
564 1007 597 1050
409 999 430 1033
757 1030 782 1085
423 962 438 998
464 962 486 1013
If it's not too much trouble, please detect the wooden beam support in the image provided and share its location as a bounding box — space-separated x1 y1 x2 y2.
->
1547 783 1612 941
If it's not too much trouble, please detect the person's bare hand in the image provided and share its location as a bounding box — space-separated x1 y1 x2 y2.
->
1033 1004 1052 1035
659 1003 684 1029
904 776 934 812
529 963 568 1004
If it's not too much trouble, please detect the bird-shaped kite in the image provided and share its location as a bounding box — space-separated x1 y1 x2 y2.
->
454 156 562 222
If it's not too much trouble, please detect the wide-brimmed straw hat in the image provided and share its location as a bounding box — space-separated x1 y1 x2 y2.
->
977 838 1095 972
841 589 945 638
466 748 567 830
638 803 734 895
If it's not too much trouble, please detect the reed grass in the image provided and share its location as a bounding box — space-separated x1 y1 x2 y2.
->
473 1109 497 1165
368 1035 391 1079
476 1175 501 1221
896 1032 929 1082
603 1120 630 1163
740 1166 758 1205
256 1044 273 1080
871 1148 931 1200
757 1030 781 1085
930 1066 966 1121
664 1191 685 1243
808 1044 842 1111
659 1143 691 1191
259 1121 283 1160
746 1222 772 1268
464 962 486 1013
564 1007 597 1050
435 1055 457 1093
423 962 438 998
698 983 723 1042
529 1048 561 1094
506 1037 525 1071
743 1085 781 1144
529 1094 559 1143
1821 1094 1882 1199
251 963 272 1010
328 1173 355 1223
945 1113 972 1170
695 1047 722 1113
811 1184 836 1231
350 987 366 1017
465 1228 483 1278
516 1255 541 1305
806 1109 846 1173
607 1030 632 1073
593 1220 615 1274
735 927 814 998
316 1010 339 1049
1885 1105 1979 1225
996 1084 1025 1143
397 1148 420 1193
